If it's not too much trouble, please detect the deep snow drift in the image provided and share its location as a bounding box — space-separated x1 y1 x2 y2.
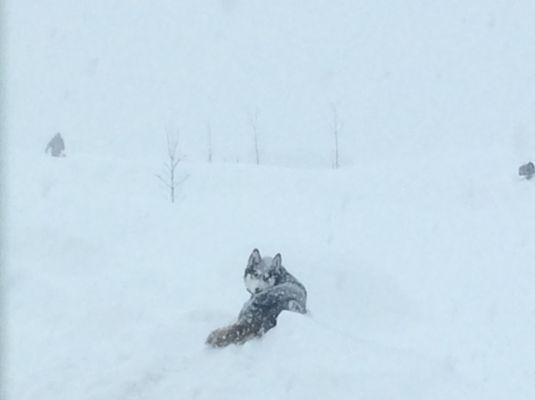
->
3 147 535 399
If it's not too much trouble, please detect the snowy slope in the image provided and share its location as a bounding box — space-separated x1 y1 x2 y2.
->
4 146 535 399
4 0 535 399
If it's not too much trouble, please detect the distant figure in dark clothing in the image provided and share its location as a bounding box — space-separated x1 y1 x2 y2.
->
206 249 307 347
519 162 534 180
45 133 66 157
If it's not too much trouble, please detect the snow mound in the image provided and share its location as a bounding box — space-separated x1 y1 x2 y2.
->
4 148 535 399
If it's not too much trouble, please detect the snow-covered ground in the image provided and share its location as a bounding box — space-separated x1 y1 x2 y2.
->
4 0 535 399
4 146 535 399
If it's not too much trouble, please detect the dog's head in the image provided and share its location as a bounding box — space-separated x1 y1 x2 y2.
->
244 249 283 295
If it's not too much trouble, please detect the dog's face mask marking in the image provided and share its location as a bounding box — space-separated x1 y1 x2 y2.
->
244 249 282 295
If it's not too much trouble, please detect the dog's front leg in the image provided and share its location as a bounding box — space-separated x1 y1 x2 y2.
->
206 321 261 347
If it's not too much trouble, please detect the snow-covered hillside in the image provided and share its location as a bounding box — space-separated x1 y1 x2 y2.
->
4 146 535 399
4 0 535 399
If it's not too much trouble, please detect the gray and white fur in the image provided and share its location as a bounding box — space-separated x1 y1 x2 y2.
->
206 249 307 347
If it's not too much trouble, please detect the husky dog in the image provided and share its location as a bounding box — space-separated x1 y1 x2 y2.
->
206 249 307 347
519 162 534 180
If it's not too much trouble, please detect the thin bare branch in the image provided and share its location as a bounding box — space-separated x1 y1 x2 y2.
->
155 173 172 189
172 173 190 188
207 122 213 163
248 109 260 165
157 130 187 203
331 103 341 169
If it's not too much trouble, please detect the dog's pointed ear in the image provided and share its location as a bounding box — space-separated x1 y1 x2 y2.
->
248 249 262 266
272 253 282 270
